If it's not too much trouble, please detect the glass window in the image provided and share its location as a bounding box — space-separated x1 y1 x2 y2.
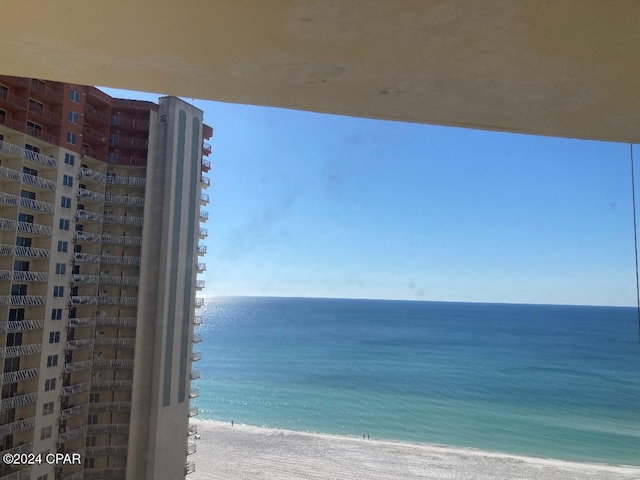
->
69 88 80 103
68 111 79 124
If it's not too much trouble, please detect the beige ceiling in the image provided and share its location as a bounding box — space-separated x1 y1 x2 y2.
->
3 0 640 143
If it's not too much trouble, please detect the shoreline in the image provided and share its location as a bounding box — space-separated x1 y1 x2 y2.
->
189 420 640 480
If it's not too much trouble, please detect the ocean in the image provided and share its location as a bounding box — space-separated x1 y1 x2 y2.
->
195 297 640 466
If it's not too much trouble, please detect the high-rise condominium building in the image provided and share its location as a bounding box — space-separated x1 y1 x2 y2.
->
0 76 211 480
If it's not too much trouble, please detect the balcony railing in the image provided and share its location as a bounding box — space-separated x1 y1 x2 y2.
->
76 210 104 223
0 343 41 358
79 166 106 182
65 338 95 350
0 217 17 231
15 245 49 259
0 393 37 410
61 381 91 396
189 388 200 399
99 275 139 286
5 320 44 331
106 174 146 187
195 280 205 289
187 424 198 436
100 255 141 265
2 367 39 384
0 270 47 282
191 352 202 362
57 471 84 480
94 337 135 348
101 234 142 246
78 188 104 202
73 252 100 263
72 274 99 284
92 359 135 369
69 317 96 327
57 425 86 443
0 468 32 480
0 89 28 108
96 316 136 327
0 418 34 437
97 296 138 306
194 298 205 306
70 296 98 306
64 360 93 374
0 244 12 256
193 316 203 326
19 196 55 213
83 468 127 479
25 125 59 145
103 214 143 226
0 139 57 167
89 402 131 412
0 191 18 207
92 380 133 390
1 442 32 457
190 369 200 380
104 194 144 206
198 227 207 237
192 334 202 344
60 404 90 420
201 175 210 186
188 407 198 417
17 220 52 236
196 263 205 273
22 172 55 190
202 143 212 156
85 445 128 457
186 443 197 455
197 245 207 254
74 231 101 243
200 192 209 203
86 423 130 434
0 166 21 182
0 295 46 306
85 105 110 124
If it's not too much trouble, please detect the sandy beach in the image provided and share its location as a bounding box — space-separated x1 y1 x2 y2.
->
188 421 640 480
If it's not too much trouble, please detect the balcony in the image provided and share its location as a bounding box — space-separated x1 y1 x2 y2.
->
78 188 105 203
57 472 83 480
189 388 199 399
105 174 146 187
192 333 202 344
97 296 138 306
0 166 21 182
85 105 110 125
195 280 205 289
64 360 93 374
112 117 150 130
85 445 128 457
81 145 106 162
200 175 210 187
100 255 141 266
197 245 206 255
61 381 91 396
83 127 108 144
60 404 89 420
191 352 201 362
99 275 139 286
70 296 98 306
2 368 39 384
74 231 101 243
103 214 143 226
0 89 28 109
6 320 44 331
0 218 15 232
194 298 205 307
79 166 106 182
29 79 62 102
0 270 47 282
68 317 96 327
0 244 12 255
1 442 32 457
196 263 205 273
200 192 209 204
0 344 41 358
199 210 208 221
187 424 198 436
0 393 37 410
15 245 49 259
92 359 135 369
94 337 135 348
96 316 136 327
202 143 212 156
27 102 61 125
92 380 133 391
25 125 59 145
104 194 144 206
57 425 86 443
89 402 131 413
19 196 55 213
73 252 100 263
17 220 52 236
0 295 46 306
65 338 95 350
0 418 34 437
0 191 18 207
186 442 197 455
71 274 99 284
101 234 142 246
198 227 207 237
190 369 200 380
193 316 203 326
21 172 55 190
76 210 104 223
86 424 130 435
188 407 198 417
84 468 127 479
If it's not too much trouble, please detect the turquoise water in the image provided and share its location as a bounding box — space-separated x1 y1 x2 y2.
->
196 297 640 465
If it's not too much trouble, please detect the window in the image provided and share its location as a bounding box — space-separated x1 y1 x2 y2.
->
68 111 79 124
46 355 58 367
11 284 27 296
84 458 95 469
51 308 62 320
86 436 97 447
55 263 66 275
59 219 70 231
63 175 73 187
57 241 68 253
29 98 44 114
18 213 34 224
15 237 32 248
66 132 77 145
64 153 75 165
89 393 100 403
26 120 42 137
111 115 120 126
87 414 98 425
44 378 56 391
61 196 71 208
8 309 25 322
108 152 119 164
53 286 64 297
22 166 38 177
49 331 60 343
40 425 52 440
69 88 80 103
42 401 54 415
20 189 36 200
109 134 119 146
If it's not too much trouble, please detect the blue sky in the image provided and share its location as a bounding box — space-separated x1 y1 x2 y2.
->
102 87 637 306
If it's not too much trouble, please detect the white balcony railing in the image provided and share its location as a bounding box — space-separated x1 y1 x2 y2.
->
0 418 34 437
79 166 106 182
96 316 136 327
193 316 203 325
6 320 44 331
1 442 33 457
200 192 209 203
0 392 37 410
194 298 205 307
0 217 17 231
60 404 90 420
72 274 99 284
61 381 91 396
199 210 208 221
92 380 133 390
0 191 18 207
97 296 138 306
189 388 200 398
99 275 139 286
0 295 46 306
197 245 207 255
186 461 196 475
0 244 13 256
101 234 142 246
188 424 198 436
73 252 100 263
89 402 131 412
15 245 49 259
65 339 95 350
104 194 144 206
198 227 207 237
17 220 51 236
92 359 135 369
0 468 33 480
188 407 198 417
74 231 102 243
57 425 86 443
196 263 205 272
191 352 202 362
86 423 130 434
106 174 146 187
190 369 200 379
64 360 93 374
103 214 143 226
100 255 141 266
192 334 202 344
186 443 197 455
21 172 55 190
78 188 105 202
84 446 128 457
94 337 135 348
2 367 39 384
195 280 205 289
0 165 21 182
83 468 127 479
68 317 96 327
76 210 104 223
70 296 98 305
20 196 55 213
10 270 48 282
0 344 41 358
0 139 55 167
